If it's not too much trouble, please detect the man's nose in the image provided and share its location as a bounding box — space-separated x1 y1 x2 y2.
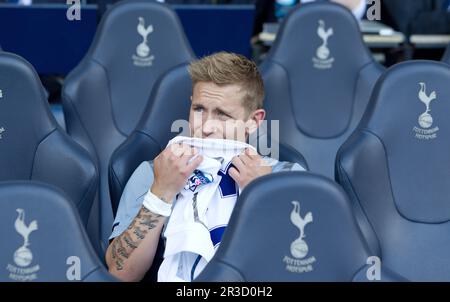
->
202 117 219 136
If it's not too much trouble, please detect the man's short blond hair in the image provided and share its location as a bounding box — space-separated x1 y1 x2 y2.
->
188 52 265 113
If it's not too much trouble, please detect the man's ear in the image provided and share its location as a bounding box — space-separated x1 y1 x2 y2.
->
246 109 266 135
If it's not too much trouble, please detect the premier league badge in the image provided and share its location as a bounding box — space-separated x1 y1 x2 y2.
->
185 170 214 192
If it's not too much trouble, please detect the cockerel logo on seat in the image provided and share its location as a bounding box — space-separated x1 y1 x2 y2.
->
14 208 38 267
132 16 155 67
413 82 439 140
283 201 316 274
313 20 334 69
289 201 313 259
7 209 40 281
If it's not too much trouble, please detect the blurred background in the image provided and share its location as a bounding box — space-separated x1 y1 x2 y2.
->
0 0 449 104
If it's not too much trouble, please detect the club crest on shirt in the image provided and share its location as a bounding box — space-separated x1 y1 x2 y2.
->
185 170 214 192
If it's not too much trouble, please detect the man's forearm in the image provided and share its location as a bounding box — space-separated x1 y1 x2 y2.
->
106 206 166 281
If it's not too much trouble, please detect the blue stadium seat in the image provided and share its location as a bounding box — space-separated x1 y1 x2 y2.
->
108 64 192 216
442 43 450 63
260 2 384 178
196 172 405 281
0 181 116 282
50 103 66 131
62 0 195 253
336 61 450 281
0 52 98 227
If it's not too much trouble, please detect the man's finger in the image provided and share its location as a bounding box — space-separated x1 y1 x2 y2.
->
186 154 203 173
242 149 261 166
179 147 198 166
180 144 196 157
228 167 241 183
169 143 187 157
174 144 195 159
238 152 252 166
245 147 258 156
232 155 246 171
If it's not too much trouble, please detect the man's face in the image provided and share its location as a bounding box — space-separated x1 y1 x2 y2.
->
189 82 263 142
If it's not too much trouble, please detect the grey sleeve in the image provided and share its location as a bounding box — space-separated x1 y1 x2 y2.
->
109 161 155 240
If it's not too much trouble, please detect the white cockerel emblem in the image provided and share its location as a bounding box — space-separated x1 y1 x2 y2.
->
316 20 333 60
136 17 154 58
418 82 437 129
290 201 313 259
14 209 38 267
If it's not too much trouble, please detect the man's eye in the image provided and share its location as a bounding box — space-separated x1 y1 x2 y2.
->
218 112 230 120
194 107 203 112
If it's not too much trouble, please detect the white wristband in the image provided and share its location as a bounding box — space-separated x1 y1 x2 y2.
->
142 190 173 217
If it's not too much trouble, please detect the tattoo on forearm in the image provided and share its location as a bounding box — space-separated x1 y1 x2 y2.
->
110 206 163 271
116 240 129 259
139 210 161 230
115 258 124 271
139 216 160 229
123 233 138 249
111 241 118 259
133 227 148 240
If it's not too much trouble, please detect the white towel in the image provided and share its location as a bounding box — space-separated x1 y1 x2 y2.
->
158 136 256 282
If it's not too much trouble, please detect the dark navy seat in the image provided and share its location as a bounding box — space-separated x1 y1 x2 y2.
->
108 64 192 215
260 2 384 178
62 0 194 252
50 103 66 131
0 52 97 226
196 172 404 281
0 181 116 282
336 61 450 281
442 43 450 63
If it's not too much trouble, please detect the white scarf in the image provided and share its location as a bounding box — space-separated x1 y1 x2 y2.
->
158 136 256 282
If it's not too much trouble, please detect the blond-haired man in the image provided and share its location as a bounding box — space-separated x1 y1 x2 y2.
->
105 52 305 282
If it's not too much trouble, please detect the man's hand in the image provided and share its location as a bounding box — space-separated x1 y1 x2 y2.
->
151 143 203 202
229 148 272 190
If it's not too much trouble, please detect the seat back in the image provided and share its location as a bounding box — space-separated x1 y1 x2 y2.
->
108 64 192 214
0 52 97 226
196 172 390 281
336 61 450 281
62 0 194 248
442 43 450 63
0 181 115 281
260 2 384 178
